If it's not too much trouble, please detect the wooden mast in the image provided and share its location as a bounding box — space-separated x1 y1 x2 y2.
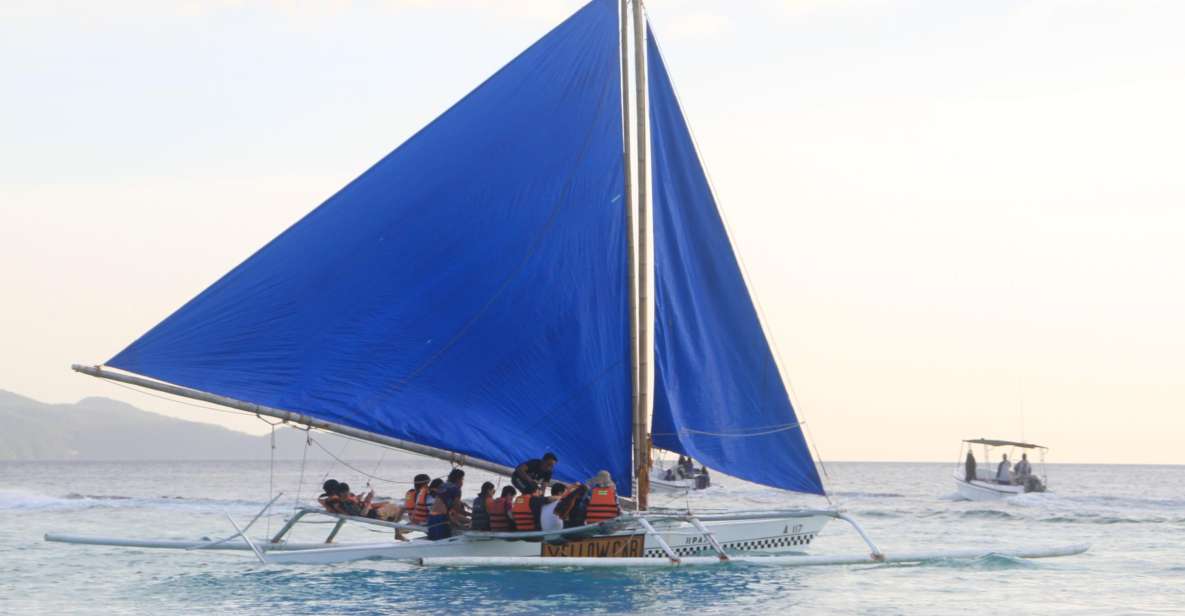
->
630 0 652 510
619 0 645 507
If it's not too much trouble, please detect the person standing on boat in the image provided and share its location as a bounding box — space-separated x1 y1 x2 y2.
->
965 451 977 482
1014 453 1032 480
995 454 1012 485
470 481 496 531
511 452 558 495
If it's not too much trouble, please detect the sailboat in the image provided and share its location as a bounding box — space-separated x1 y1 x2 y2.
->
47 0 1086 567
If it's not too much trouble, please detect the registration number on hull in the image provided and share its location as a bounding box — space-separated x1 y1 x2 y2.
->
541 534 645 558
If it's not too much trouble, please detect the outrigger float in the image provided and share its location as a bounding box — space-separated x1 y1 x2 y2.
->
49 0 1087 568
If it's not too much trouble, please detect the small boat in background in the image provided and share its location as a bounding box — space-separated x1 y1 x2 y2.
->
651 454 712 494
954 438 1049 501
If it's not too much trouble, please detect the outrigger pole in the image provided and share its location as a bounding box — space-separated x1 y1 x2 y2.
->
71 364 516 477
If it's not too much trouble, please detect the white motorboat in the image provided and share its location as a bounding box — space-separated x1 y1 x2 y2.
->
954 438 1049 501
47 0 1087 568
650 455 712 495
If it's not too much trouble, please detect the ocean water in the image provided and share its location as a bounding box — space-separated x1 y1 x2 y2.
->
1 460 1181 615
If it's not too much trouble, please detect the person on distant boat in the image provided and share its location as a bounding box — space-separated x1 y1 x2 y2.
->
489 486 516 532
695 466 711 490
995 454 1012 485
512 452 558 495
965 451 977 482
584 470 621 523
318 479 343 513
427 469 467 540
1014 453 1032 481
470 481 496 531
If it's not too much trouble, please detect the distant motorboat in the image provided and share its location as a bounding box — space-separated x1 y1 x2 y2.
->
954 438 1049 501
650 455 712 495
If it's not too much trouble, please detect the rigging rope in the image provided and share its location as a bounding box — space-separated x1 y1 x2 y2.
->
266 422 276 537
309 436 414 485
651 421 803 439
293 428 311 511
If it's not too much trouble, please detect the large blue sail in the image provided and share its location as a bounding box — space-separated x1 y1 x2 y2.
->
646 28 825 495
108 0 633 493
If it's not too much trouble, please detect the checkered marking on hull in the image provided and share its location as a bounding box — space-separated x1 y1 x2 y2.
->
643 532 817 558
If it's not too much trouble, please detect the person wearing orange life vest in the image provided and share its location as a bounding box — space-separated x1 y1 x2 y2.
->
514 482 580 532
488 486 516 532
403 474 430 517
412 478 442 525
582 470 621 524
470 481 496 531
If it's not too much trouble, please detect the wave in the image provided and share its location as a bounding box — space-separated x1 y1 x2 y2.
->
829 491 907 499
0 488 270 513
924 553 1039 571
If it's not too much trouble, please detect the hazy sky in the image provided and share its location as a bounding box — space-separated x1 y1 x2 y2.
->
2 0 1182 464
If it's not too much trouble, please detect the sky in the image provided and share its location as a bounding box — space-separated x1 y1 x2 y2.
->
1 0 1182 464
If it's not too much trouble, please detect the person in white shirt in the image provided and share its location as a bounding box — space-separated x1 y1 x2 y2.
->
995 454 1013 485
539 482 580 531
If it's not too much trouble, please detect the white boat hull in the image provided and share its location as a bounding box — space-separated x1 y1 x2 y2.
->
262 514 830 564
954 475 1024 501
47 513 829 565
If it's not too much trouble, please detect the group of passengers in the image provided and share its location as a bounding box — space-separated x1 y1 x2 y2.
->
318 452 621 542
963 451 1034 485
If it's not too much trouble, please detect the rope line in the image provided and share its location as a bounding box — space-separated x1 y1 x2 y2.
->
651 421 803 439
309 436 415 486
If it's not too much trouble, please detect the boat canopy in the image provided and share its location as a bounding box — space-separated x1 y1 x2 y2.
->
963 439 1047 450
105 0 633 493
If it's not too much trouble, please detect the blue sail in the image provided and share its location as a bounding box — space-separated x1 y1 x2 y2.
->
108 0 633 493
647 28 825 495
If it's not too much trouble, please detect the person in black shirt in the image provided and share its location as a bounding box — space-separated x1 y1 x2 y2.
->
511 452 558 495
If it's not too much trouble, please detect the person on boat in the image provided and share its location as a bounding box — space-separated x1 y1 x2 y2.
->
995 454 1012 485
403 474 430 520
694 466 711 490
413 478 443 526
965 451 977 482
335 482 401 521
512 480 576 532
584 471 621 523
427 469 467 540
540 482 583 532
1014 453 1032 480
470 481 496 531
511 452 558 495
566 469 620 525
318 479 343 513
489 485 516 532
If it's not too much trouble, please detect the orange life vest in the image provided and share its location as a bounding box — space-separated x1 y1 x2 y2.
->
412 487 430 525
511 494 536 531
404 488 417 512
585 486 619 522
488 497 512 532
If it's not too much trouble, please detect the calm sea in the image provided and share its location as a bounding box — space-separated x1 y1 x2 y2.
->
1 459 1181 615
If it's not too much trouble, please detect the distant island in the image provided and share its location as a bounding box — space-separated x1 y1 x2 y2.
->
0 389 371 461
